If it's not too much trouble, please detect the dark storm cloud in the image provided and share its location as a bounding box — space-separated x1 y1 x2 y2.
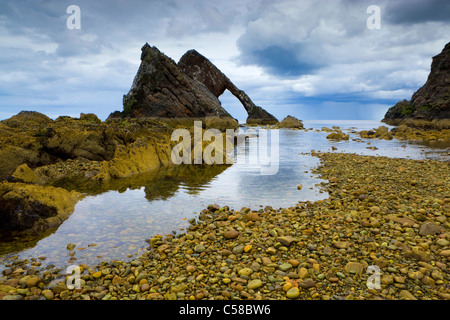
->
385 0 450 24
238 45 322 77
236 0 450 79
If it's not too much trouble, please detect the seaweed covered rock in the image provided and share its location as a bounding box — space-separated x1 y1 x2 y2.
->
274 115 304 129
359 126 393 140
41 119 117 162
0 111 54 179
94 137 172 182
0 111 116 178
0 113 172 181
12 164 44 184
358 124 450 141
383 42 450 126
0 182 82 232
326 129 349 140
1 111 53 128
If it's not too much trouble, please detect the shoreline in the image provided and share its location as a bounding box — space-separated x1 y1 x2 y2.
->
1 152 448 300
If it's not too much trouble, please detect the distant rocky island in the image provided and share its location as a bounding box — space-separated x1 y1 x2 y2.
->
109 43 278 126
383 42 450 128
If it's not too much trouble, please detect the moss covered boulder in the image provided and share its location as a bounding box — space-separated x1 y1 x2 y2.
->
326 130 349 140
0 182 82 232
94 138 172 182
274 115 304 129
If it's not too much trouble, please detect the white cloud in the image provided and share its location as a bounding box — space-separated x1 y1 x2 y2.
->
0 0 448 121
236 0 449 110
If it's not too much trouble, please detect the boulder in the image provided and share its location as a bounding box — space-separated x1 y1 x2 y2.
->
419 221 445 236
326 130 349 140
0 182 81 232
275 115 304 129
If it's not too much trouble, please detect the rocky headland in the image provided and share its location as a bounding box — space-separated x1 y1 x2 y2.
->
383 42 450 129
0 43 283 235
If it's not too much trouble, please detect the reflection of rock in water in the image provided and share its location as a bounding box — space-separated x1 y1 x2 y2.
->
50 163 230 201
144 164 230 200
1 164 229 257
0 225 58 257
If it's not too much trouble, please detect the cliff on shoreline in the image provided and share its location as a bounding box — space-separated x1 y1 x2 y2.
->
383 42 450 128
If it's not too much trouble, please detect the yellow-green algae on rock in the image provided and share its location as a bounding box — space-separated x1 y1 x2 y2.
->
12 164 45 185
359 125 450 142
274 115 304 129
0 111 239 234
94 138 172 182
0 182 82 232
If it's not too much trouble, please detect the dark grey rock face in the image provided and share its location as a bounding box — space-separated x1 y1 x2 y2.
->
111 44 278 125
383 42 450 123
179 49 278 125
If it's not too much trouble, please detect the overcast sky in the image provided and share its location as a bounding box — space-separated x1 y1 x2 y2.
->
0 0 449 121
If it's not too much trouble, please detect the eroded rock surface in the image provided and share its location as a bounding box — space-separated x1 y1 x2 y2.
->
0 182 81 232
383 42 450 125
115 44 233 119
178 49 278 125
111 44 277 125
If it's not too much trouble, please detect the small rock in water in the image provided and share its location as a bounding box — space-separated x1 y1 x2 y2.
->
329 176 339 183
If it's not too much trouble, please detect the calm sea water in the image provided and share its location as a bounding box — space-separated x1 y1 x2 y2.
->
0 120 449 270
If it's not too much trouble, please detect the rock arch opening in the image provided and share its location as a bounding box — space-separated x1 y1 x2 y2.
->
178 49 278 125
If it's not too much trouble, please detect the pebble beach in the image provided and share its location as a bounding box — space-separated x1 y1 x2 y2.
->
1 151 449 300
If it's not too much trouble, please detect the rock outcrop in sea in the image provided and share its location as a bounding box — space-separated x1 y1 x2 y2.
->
178 49 278 125
109 43 278 125
383 42 450 127
274 115 304 129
